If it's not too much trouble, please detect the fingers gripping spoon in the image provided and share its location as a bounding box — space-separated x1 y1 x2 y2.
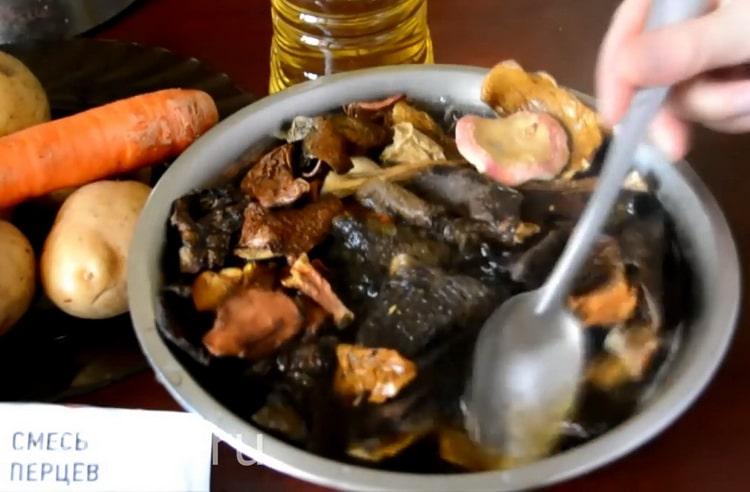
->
462 0 710 464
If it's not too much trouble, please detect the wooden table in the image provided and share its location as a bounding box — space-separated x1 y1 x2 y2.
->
77 0 750 490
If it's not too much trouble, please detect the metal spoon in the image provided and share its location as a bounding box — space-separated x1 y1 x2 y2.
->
462 0 710 464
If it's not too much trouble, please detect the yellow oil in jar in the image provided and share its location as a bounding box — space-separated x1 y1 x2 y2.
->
269 0 434 93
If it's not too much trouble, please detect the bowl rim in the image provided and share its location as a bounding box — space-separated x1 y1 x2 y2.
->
128 64 741 492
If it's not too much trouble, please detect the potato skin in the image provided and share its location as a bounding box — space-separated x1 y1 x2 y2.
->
0 221 35 335
41 181 151 319
0 51 50 137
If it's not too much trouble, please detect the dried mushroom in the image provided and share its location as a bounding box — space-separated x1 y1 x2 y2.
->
191 262 260 311
588 321 661 390
236 196 343 260
355 179 441 228
568 239 638 327
481 60 604 178
252 399 307 442
328 114 389 151
282 254 353 328
455 112 570 187
344 93 405 120
304 117 351 173
381 122 446 164
202 288 302 360
334 344 417 405
241 143 309 208
392 101 443 139
170 186 248 274
321 156 460 198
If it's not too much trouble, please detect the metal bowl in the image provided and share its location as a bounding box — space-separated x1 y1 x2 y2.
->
128 65 741 491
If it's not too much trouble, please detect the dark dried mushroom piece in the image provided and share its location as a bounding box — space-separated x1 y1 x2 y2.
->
252 397 308 443
409 165 522 225
334 344 417 405
282 254 353 328
276 336 338 389
356 267 495 357
510 226 571 288
241 143 310 208
236 196 344 260
202 288 302 360
355 179 442 228
170 186 248 274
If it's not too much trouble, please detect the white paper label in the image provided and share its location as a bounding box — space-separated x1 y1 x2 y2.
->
0 404 212 492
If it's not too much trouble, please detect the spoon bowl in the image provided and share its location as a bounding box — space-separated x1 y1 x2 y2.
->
463 290 584 462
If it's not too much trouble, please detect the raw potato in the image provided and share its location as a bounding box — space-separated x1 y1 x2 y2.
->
41 181 151 319
0 221 35 335
0 51 50 137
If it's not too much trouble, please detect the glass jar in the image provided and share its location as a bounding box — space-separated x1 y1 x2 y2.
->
269 0 433 93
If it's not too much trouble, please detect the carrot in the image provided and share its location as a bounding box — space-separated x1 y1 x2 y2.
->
0 89 218 208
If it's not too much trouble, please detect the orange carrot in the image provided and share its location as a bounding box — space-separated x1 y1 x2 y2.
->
0 89 218 208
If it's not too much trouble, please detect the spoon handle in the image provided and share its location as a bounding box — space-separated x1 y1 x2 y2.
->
535 0 710 314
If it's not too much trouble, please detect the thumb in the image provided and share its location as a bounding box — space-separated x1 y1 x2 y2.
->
618 6 750 87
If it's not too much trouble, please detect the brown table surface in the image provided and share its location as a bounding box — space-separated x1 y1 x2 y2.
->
74 0 750 490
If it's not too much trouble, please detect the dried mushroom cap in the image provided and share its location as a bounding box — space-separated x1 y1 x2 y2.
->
481 60 604 178
567 238 638 328
241 143 310 208
381 122 446 164
304 117 352 173
328 114 389 151
202 288 302 360
344 93 405 119
236 196 344 260
455 112 571 187
391 101 444 142
282 253 353 328
334 344 417 405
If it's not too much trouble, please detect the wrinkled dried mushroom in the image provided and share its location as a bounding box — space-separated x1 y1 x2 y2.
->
202 288 302 360
241 143 310 208
236 196 344 260
381 122 446 164
282 254 354 328
334 344 417 405
481 60 604 178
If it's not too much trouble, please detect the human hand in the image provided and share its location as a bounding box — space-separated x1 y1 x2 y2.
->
596 0 750 159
